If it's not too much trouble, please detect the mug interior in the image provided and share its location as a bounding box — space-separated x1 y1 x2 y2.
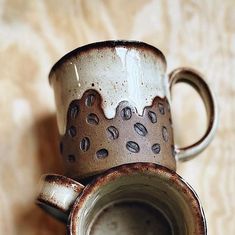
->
69 163 205 235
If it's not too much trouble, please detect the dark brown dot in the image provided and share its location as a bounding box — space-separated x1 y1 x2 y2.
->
134 123 148 136
70 104 79 119
162 126 168 142
96 149 108 159
148 111 157 123
85 94 95 107
68 126 77 137
91 83 95 87
107 126 119 140
59 142 63 154
121 107 132 120
87 113 99 125
158 103 165 115
68 154 76 162
126 141 140 153
80 137 90 152
152 143 161 154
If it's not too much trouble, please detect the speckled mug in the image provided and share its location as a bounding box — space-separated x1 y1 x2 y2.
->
37 163 206 235
49 40 218 179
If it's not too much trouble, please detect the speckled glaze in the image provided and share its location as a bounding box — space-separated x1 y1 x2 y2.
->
49 41 168 135
37 163 207 235
49 41 218 178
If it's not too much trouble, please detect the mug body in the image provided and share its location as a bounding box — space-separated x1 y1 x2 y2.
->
68 163 206 235
50 41 175 179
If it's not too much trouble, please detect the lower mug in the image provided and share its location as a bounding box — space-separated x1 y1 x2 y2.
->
36 163 206 235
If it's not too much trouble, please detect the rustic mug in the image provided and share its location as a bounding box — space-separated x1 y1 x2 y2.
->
49 40 218 179
37 163 206 235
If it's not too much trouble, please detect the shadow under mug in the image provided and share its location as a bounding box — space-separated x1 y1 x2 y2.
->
37 163 206 235
49 40 218 179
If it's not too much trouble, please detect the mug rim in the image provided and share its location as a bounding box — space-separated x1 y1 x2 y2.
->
49 40 167 81
68 163 206 235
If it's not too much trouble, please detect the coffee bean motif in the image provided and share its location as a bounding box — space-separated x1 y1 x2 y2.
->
87 113 99 125
134 123 147 136
121 107 132 120
126 141 140 153
70 104 79 119
96 149 108 159
85 94 95 107
148 111 157 123
80 137 90 152
152 143 161 154
68 126 77 137
162 126 168 142
107 126 119 140
64 93 175 173
68 154 76 162
158 103 165 115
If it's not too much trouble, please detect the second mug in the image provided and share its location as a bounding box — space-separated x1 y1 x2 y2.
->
49 40 218 179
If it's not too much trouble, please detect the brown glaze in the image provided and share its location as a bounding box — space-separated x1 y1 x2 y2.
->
60 89 176 179
43 174 84 192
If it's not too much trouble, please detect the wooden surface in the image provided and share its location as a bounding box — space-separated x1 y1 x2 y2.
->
0 0 234 234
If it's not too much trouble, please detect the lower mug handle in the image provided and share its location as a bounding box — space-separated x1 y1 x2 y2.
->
169 67 218 161
36 174 84 223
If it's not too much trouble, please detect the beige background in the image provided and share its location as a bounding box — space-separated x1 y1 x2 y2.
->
0 0 234 234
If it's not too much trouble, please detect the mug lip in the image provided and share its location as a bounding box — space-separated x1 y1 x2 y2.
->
49 40 167 82
68 162 206 235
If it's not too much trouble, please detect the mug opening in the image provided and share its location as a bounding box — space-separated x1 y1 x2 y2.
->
69 163 206 235
49 40 167 81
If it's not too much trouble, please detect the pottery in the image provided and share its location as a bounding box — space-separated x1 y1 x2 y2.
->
49 40 218 179
37 163 206 235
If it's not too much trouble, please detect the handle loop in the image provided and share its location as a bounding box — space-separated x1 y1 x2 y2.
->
169 67 218 161
36 174 84 223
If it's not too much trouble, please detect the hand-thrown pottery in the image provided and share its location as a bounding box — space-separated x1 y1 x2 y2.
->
49 40 218 179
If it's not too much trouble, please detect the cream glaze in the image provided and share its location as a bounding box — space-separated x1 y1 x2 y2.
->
50 45 169 134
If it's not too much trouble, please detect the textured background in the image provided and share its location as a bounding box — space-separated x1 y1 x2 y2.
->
0 0 234 234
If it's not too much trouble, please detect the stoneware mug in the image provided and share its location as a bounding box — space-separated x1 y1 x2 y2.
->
49 40 218 179
37 163 206 235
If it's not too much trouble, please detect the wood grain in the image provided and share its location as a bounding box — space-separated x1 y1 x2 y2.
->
0 0 234 234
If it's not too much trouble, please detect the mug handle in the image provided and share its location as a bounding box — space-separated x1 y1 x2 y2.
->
169 67 218 161
36 174 84 223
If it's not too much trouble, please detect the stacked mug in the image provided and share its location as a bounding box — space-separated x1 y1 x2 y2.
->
37 41 218 235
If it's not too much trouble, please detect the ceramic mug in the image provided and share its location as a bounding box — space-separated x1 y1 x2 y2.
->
37 163 206 235
49 40 218 179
